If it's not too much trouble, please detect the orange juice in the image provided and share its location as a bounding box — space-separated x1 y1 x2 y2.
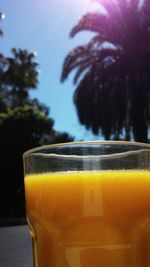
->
25 170 150 267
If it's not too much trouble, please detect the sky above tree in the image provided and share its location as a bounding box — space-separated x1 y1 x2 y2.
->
1 0 103 141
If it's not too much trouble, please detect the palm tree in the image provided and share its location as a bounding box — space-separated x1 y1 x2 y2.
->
3 48 39 106
61 0 150 142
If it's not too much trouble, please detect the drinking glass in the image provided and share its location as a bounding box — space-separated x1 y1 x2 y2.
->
23 141 150 267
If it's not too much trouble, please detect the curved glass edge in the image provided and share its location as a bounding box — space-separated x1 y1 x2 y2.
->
23 141 150 158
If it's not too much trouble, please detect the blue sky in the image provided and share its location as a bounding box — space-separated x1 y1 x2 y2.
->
0 0 103 141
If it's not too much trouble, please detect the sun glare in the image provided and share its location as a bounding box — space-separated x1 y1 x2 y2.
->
1 13 6 20
82 0 103 12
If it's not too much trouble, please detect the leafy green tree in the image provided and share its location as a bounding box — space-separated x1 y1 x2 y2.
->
61 0 150 142
2 48 38 107
0 15 74 221
0 105 73 218
0 105 53 217
49 131 74 144
0 47 49 116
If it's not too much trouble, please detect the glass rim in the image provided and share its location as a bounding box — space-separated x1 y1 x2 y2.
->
23 140 150 158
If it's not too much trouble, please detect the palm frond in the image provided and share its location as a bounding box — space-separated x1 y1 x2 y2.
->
87 34 105 49
140 0 150 30
70 12 108 37
97 47 121 60
99 0 118 15
61 43 121 85
60 46 88 82
129 0 140 10
72 47 116 84
69 11 130 48
73 60 96 85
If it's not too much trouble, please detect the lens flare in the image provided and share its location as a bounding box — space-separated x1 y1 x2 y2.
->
82 0 102 12
1 13 5 20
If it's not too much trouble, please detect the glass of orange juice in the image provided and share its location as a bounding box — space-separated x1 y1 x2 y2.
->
23 141 150 267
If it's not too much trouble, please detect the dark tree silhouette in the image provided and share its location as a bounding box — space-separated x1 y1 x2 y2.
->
0 105 53 217
0 47 49 115
61 0 150 142
2 48 39 107
0 105 73 219
0 17 74 221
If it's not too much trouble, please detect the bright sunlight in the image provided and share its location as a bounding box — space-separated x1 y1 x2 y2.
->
82 0 102 12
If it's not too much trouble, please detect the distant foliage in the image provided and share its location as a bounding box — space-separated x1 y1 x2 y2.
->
0 105 53 217
0 17 74 220
1 48 39 108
